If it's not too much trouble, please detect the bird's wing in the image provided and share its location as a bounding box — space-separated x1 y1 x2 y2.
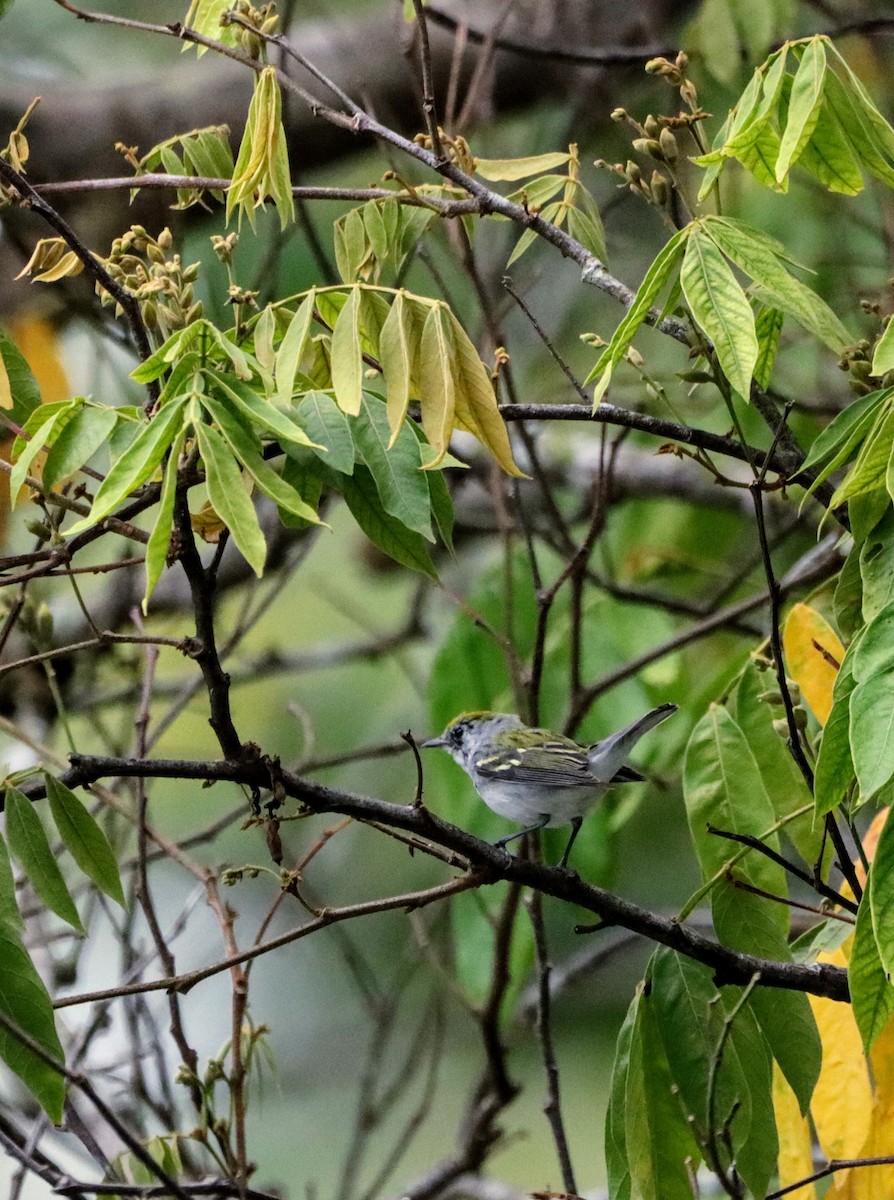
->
473 741 593 788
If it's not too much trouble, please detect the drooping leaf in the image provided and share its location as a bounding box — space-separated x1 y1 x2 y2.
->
4 788 84 933
200 394 321 526
45 775 125 909
196 421 267 576
625 983 701 1200
448 312 524 477
417 303 456 467
682 231 759 397
808 942 873 1164
851 893 894 1054
274 292 316 408
605 994 636 1200
354 393 433 539
775 38 827 181
772 1064 817 1200
379 291 420 442
0 325 42 427
143 428 185 613
869 809 894 982
340 465 438 580
0 831 22 935
0 924 65 1122
586 228 689 403
294 390 354 474
813 646 857 817
330 288 364 416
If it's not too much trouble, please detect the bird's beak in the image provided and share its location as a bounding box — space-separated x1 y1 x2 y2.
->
421 735 446 749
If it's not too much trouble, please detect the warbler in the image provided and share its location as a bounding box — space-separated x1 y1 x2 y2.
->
423 703 677 867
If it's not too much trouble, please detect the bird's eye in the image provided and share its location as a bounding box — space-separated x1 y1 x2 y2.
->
449 725 466 748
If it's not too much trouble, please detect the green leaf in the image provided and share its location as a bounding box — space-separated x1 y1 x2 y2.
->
797 99 865 195
0 925 65 1122
474 151 571 181
860 509 894 623
42 405 118 491
200 395 321 526
379 291 419 440
873 317 894 377
733 662 819 864
712 882 820 1115
649 948 776 1191
625 984 699 1200
814 646 857 817
354 393 433 539
775 38 827 181
850 670 894 799
449 311 524 477
851 894 894 1054
340 465 438 580
682 704 786 906
852 601 894 683
418 303 456 466
143 429 184 613
196 421 267 576
0 325 42 427
45 775 126 908
698 0 740 85
835 544 864 640
274 292 316 407
63 398 188 537
211 372 318 450
9 408 67 508
295 390 355 473
587 229 689 402
701 215 852 352
0 831 22 935
753 305 784 388
829 405 894 508
681 229 758 398
330 288 364 416
800 388 890 476
605 995 635 1200
4 788 84 933
822 67 894 189
870 809 894 980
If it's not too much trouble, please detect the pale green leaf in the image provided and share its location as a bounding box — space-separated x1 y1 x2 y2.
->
196 422 267 575
474 152 571 181
143 428 185 614
775 38 827 181
680 229 758 399
274 291 316 407
63 398 188 537
330 288 364 416
42 406 118 491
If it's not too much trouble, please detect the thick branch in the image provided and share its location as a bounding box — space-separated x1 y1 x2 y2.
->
52 754 849 1003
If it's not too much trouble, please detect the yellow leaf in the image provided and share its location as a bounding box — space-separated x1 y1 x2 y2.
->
848 1013 894 1198
379 291 418 445
0 347 11 411
447 312 526 477
773 1062 817 1200
783 602 846 724
9 316 70 403
809 944 873 1175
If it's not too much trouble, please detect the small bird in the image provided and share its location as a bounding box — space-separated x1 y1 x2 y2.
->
423 703 677 867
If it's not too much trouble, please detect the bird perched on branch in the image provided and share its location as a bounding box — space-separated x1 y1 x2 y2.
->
423 703 677 867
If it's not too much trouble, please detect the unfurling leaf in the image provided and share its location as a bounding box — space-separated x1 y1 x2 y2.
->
226 66 294 230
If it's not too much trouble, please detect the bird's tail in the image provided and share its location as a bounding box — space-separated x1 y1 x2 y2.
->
587 703 677 783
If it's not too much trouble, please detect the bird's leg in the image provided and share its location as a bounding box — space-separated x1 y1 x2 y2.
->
559 817 583 868
493 815 551 852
